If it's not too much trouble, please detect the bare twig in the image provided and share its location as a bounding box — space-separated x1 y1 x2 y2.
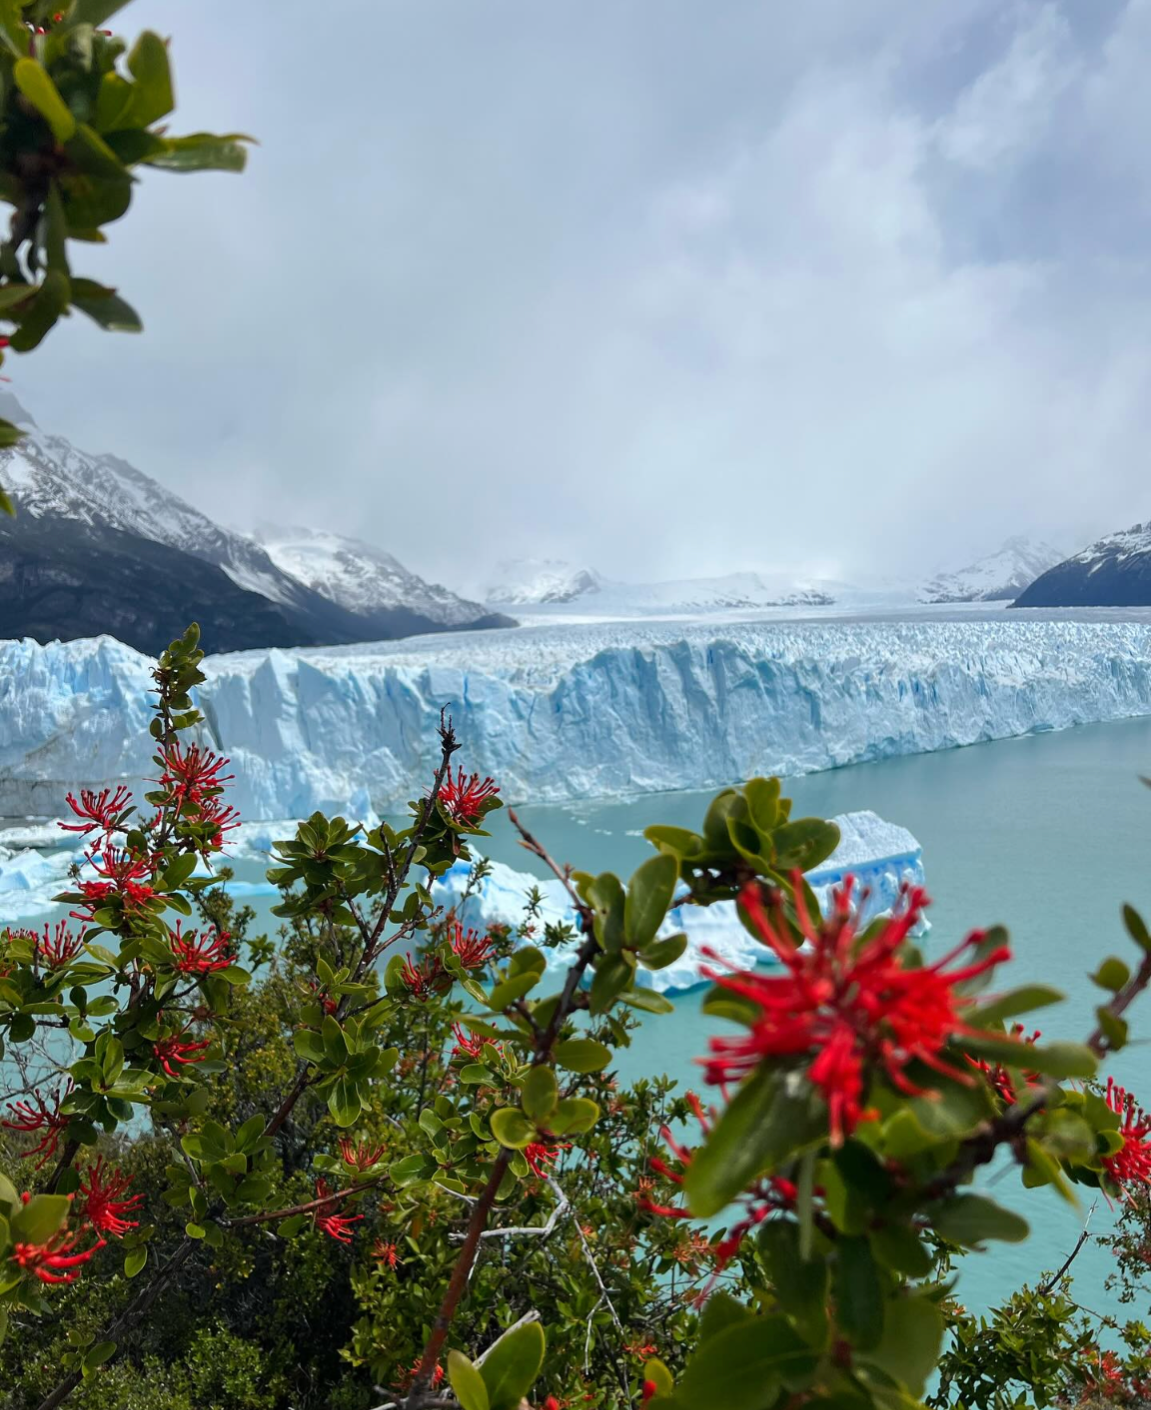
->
451 1182 569 1242
1038 1199 1098 1296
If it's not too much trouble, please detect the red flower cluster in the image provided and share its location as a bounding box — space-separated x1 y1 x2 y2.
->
11 1222 105 1285
59 785 133 841
313 1179 363 1243
448 921 497 970
638 1092 800 1300
158 742 234 808
196 795 242 850
373 1239 398 1268
14 921 83 969
79 1158 143 1237
451 1022 502 1062
438 767 499 824
338 1137 385 1172
702 876 1009 1143
524 1140 571 1179
153 1028 211 1078
399 1360 444 1391
400 952 445 1002
71 847 156 922
967 1025 1042 1106
1102 1078 1151 1196
2 1083 72 1170
168 921 232 974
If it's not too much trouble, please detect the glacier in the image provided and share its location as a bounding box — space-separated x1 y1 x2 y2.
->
431 809 925 995
4 614 1151 819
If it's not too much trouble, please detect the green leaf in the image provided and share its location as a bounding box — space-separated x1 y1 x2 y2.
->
589 954 632 1014
521 1066 558 1121
549 1097 600 1135
326 1078 360 1128
860 1297 943 1397
773 817 840 872
321 1014 348 1065
448 1351 490 1410
70 280 142 333
292 1029 325 1064
686 1065 826 1218
639 933 688 971
14 59 76 141
1124 903 1151 954
125 31 174 125
1091 957 1131 993
624 854 678 950
643 824 704 857
389 1153 437 1188
619 987 674 1015
142 132 252 173
744 776 782 832
968 984 1063 1027
698 1291 755 1343
487 971 541 1011
124 1247 147 1278
73 0 132 26
930 1193 1029 1248
758 1220 827 1344
13 1194 71 1243
868 1224 933 1277
0 283 39 312
83 1341 116 1370
554 1038 612 1074
835 1237 884 1350
490 1107 537 1150
676 1316 815 1409
478 1321 545 1410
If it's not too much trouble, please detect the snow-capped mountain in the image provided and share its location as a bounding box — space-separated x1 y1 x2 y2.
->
1012 523 1151 608
483 558 604 606
919 536 1066 604
255 525 507 630
0 394 512 655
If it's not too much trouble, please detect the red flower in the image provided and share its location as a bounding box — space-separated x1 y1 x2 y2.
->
625 1340 658 1359
313 1179 363 1243
702 876 1009 1144
1102 1078 1151 1195
373 1239 398 1268
451 1022 494 1061
544 1399 561 1410
194 794 241 850
59 785 133 840
642 1383 658 1405
71 847 155 922
967 1025 1042 1106
78 1157 143 1237
168 921 232 974
34 921 83 969
157 742 233 810
2 1083 72 1170
152 1028 210 1078
308 979 338 1015
438 767 499 824
448 921 497 970
11 1225 105 1285
400 952 445 1002
400 1360 444 1390
338 1137 385 1171
524 1140 571 1179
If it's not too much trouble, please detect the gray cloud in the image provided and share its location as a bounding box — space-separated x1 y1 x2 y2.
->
12 0 1151 586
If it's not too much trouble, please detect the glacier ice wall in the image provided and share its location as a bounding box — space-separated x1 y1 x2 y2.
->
4 617 1151 817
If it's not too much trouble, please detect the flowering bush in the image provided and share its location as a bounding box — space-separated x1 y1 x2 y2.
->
1 624 1151 1410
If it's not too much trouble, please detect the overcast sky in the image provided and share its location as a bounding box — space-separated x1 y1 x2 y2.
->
14 0 1151 587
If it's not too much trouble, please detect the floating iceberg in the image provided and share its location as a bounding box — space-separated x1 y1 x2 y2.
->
432 809 925 995
4 615 1151 818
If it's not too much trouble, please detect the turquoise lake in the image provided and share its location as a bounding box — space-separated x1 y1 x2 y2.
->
10 713 1151 1334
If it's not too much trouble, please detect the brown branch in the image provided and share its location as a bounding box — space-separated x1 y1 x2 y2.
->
225 1173 384 1229
1087 950 1151 1056
1038 1199 1098 1296
42 1139 80 1194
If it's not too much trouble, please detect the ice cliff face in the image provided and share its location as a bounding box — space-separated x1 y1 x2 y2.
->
5 616 1151 820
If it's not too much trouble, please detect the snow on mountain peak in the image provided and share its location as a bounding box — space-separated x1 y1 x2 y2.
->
484 558 604 605
918 536 1066 604
254 524 495 627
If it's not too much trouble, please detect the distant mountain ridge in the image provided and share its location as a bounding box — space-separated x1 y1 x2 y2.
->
0 395 512 655
1012 522 1151 607
918 536 1067 604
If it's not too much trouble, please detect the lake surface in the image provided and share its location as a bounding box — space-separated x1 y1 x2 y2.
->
10 713 1151 1330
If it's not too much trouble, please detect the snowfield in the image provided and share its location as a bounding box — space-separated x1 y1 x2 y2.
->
4 612 1151 819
